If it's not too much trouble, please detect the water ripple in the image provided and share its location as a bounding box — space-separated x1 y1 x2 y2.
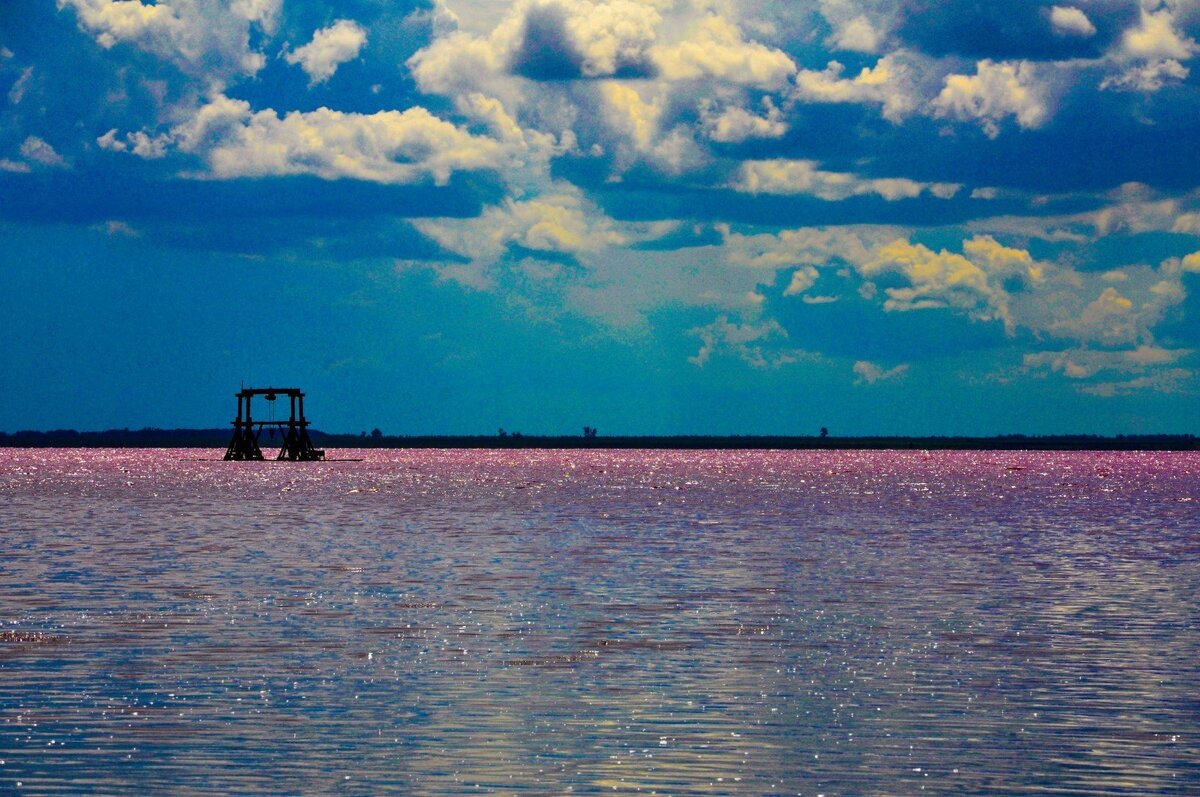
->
1 448 1198 794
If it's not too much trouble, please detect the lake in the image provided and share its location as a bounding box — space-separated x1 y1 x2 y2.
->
2 448 1198 794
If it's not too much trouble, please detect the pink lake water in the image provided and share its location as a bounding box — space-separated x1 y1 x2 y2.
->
1 448 1199 794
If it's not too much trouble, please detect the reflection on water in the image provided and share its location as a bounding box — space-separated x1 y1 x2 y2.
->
1 448 1199 794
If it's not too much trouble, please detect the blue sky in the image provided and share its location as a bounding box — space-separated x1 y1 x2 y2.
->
3 0 1200 435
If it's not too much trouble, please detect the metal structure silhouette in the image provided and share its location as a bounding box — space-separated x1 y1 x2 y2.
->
224 387 325 461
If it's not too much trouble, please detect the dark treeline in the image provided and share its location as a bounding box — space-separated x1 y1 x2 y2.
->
0 428 1197 451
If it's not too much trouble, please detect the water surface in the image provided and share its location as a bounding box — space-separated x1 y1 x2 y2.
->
2 448 1198 794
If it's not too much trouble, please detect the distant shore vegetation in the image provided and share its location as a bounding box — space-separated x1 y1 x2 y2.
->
0 428 1196 451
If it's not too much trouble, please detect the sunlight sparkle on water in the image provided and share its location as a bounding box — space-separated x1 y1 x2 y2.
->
1 448 1199 794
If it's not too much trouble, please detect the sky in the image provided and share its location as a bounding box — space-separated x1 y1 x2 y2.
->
3 0 1200 436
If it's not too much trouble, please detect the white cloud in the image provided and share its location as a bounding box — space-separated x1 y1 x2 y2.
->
1079 368 1192 396
59 0 279 79
861 237 1013 326
0 158 31 173
829 15 882 52
792 53 923 123
722 225 897 271
410 0 664 90
784 266 820 296
654 15 796 88
732 159 960 201
700 98 786 142
933 59 1051 137
97 127 127 152
1101 58 1189 91
853 360 908 384
818 0 893 53
101 219 139 237
414 184 626 264
688 315 814 368
408 3 797 180
1118 8 1197 61
1084 183 1184 235
1050 6 1096 37
98 127 170 157
552 0 661 78
1098 6 1198 92
413 1 795 90
285 20 367 85
1025 343 1194 395
19 135 67 168
598 81 702 173
127 130 170 158
8 66 33 104
1055 286 1142 345
1024 345 1189 380
146 94 514 185
230 0 278 34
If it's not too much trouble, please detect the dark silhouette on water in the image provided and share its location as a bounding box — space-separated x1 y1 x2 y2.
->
223 387 325 461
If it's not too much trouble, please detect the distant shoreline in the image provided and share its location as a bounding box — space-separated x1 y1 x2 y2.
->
1 429 1197 451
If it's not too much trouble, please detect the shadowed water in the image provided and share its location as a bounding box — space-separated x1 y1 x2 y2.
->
1 448 1198 794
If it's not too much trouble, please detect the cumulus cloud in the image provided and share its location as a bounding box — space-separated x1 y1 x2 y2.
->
654 14 795 88
414 184 626 265
598 81 701 173
1051 286 1143 346
1173 211 1200 234
1101 6 1197 91
1050 6 1096 38
408 3 796 179
97 127 126 152
1024 345 1189 380
792 53 924 122
512 0 660 79
829 15 883 52
732 159 960 201
41 0 1200 392
932 59 1051 137
1085 183 1188 235
721 225 899 271
688 315 814 368
1101 57 1189 91
861 237 1013 326
1118 7 1196 61
411 0 663 88
784 266 820 296
1025 343 1194 395
853 360 909 384
1079 368 1192 396
412 1 794 96
285 20 367 85
100 126 170 158
133 94 515 185
818 0 894 53
699 98 786 142
1023 260 1187 349
58 0 278 79
19 135 68 168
